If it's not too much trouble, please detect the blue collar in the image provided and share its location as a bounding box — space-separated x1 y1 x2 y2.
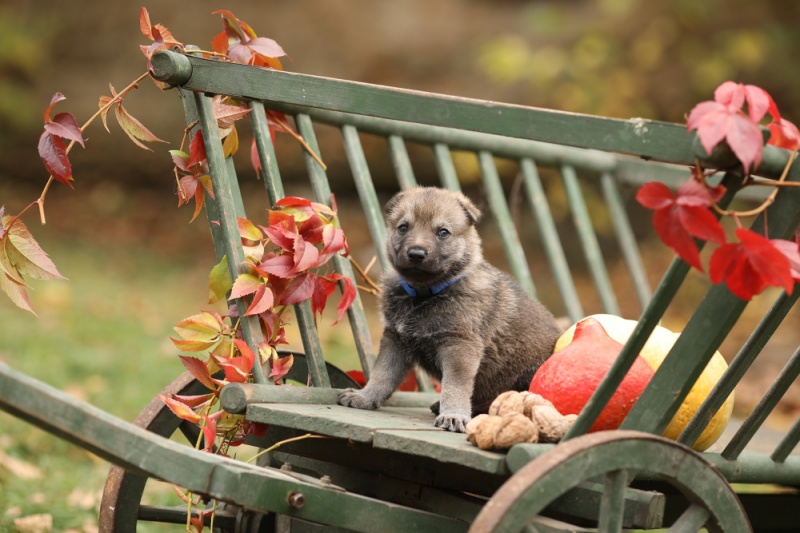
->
399 276 461 297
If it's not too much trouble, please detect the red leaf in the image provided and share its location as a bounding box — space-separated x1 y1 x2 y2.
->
159 394 201 424
714 81 745 109
171 393 215 409
245 284 275 316
179 356 217 390
45 112 85 148
268 354 294 381
213 97 251 129
688 83 765 172
743 84 775 122
37 131 73 188
189 130 207 167
42 93 66 123
292 234 319 273
772 239 800 281
334 276 356 325
259 254 295 278
635 182 674 210
263 211 297 251
709 228 793 300
768 118 800 151
250 138 262 174
311 275 337 315
139 6 153 39
725 112 764 172
281 272 315 305
321 224 348 256
638 180 726 270
211 30 229 55
230 273 263 299
298 214 325 244
653 208 703 270
200 414 217 453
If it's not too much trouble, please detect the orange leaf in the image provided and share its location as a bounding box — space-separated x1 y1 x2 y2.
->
158 394 201 424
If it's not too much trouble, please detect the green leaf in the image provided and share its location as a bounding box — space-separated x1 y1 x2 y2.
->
208 255 232 304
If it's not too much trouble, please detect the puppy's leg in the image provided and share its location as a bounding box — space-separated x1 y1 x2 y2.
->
435 342 481 433
338 333 408 410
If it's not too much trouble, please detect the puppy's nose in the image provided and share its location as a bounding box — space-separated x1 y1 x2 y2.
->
407 247 427 262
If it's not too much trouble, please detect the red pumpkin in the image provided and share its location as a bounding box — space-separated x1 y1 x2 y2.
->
529 317 654 432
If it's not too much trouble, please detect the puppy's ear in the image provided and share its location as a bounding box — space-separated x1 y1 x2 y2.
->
457 193 481 225
383 190 408 219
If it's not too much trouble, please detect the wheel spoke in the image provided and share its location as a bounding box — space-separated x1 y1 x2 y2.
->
598 469 628 532
668 503 711 532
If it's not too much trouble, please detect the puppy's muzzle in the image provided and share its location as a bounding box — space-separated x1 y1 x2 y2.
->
407 247 428 263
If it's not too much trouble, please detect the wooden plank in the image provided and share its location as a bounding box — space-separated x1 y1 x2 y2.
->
373 429 507 475
245 404 440 442
246 403 509 474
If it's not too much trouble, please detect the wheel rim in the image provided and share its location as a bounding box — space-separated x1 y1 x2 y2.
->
469 430 751 533
98 351 359 532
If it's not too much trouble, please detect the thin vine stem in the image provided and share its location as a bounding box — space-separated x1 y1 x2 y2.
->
711 147 799 218
245 433 328 465
32 71 152 225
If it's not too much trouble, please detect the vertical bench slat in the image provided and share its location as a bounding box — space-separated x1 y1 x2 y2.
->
194 92 268 384
292 117 378 379
433 143 461 191
723 344 800 460
561 164 620 315
600 172 652 311
341 125 391 273
249 101 285 205
519 158 584 322
477 150 536 299
388 135 418 189
772 418 800 462
678 289 800 449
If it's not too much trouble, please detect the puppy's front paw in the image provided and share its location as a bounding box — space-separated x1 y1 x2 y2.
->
337 388 381 410
435 412 470 433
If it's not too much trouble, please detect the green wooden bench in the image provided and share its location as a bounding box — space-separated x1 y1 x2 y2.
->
2 47 799 531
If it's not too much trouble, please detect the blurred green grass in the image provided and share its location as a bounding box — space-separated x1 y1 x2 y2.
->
0 225 369 531
0 234 210 531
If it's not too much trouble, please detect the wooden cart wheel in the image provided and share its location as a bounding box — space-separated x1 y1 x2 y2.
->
469 430 751 533
98 351 359 532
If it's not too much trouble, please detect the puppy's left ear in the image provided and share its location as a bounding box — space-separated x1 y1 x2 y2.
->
457 193 481 225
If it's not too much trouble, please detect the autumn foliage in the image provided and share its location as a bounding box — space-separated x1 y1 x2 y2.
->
637 81 800 301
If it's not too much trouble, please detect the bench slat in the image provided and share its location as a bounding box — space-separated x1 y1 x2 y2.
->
478 150 537 298
245 403 508 475
600 171 652 310
389 135 418 189
561 164 620 315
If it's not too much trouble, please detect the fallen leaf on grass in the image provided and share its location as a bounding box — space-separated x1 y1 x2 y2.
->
0 450 43 479
13 513 52 533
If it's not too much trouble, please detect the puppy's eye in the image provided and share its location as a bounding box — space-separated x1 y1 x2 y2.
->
437 228 450 239
397 223 408 235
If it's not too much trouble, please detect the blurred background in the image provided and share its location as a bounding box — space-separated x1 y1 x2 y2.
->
2 0 800 530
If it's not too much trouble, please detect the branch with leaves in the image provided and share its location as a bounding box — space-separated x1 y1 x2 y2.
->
2 8 357 531
636 81 800 301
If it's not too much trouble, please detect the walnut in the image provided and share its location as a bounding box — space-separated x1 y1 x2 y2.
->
521 392 554 417
530 404 575 443
488 390 525 416
466 413 538 450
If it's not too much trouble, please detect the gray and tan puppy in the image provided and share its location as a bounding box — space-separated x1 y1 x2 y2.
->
338 187 561 432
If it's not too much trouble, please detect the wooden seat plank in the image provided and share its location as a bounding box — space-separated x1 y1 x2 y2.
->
246 403 508 474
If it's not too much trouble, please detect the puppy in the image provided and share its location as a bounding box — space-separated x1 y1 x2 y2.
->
337 187 561 433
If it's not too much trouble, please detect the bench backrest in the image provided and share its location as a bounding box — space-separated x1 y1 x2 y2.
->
151 50 800 462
